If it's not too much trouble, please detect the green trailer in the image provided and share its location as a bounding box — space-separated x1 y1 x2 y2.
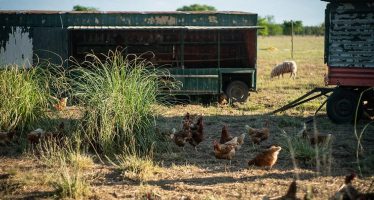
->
0 11 260 102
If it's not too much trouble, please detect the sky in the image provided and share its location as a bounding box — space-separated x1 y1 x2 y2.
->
0 0 328 26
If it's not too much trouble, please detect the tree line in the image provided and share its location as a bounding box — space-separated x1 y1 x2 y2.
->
258 15 324 36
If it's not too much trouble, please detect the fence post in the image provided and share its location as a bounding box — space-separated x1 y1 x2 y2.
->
291 20 294 59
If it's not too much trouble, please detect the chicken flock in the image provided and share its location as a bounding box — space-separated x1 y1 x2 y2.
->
170 113 336 170
170 112 282 169
169 113 373 199
1 110 372 199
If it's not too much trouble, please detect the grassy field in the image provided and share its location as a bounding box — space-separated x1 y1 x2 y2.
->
0 36 373 199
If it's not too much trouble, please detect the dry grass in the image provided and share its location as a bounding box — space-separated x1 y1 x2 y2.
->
115 154 163 182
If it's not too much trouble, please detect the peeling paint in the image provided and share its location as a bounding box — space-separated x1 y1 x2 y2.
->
95 18 99 24
208 16 218 24
0 27 33 68
42 19 46 24
144 16 176 25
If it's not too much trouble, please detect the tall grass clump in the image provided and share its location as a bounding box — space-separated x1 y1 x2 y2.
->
279 128 332 170
51 160 91 199
69 50 175 157
0 65 50 131
0 61 69 132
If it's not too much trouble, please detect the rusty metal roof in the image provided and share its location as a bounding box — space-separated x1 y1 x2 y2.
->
67 26 262 30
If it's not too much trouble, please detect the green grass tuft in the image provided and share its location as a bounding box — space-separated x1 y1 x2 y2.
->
69 50 175 157
0 66 49 132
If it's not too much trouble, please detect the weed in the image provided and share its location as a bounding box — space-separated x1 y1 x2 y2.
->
115 154 162 182
36 133 94 169
279 129 332 170
51 162 91 199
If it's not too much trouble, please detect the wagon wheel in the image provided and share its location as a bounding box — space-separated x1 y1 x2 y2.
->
326 88 362 124
225 81 249 103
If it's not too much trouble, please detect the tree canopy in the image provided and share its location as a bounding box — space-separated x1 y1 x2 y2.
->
176 4 217 11
72 5 98 11
257 15 323 36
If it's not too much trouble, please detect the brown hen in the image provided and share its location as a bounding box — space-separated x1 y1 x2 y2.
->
247 125 270 145
170 121 192 147
188 116 204 150
301 123 332 145
331 173 361 200
213 139 236 160
248 145 281 169
54 97 68 111
182 112 193 127
264 180 299 200
220 125 233 144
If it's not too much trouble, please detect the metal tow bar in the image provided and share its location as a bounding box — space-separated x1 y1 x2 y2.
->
270 87 335 115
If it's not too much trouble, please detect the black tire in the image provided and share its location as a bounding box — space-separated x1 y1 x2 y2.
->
326 88 362 124
225 81 249 103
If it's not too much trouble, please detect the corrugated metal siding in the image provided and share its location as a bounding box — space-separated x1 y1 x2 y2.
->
326 2 374 67
32 27 68 66
0 11 257 67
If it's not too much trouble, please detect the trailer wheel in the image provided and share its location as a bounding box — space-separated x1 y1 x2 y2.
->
225 81 249 103
363 96 374 119
326 88 362 124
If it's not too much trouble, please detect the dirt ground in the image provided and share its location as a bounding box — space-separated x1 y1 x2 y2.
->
1 105 373 199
